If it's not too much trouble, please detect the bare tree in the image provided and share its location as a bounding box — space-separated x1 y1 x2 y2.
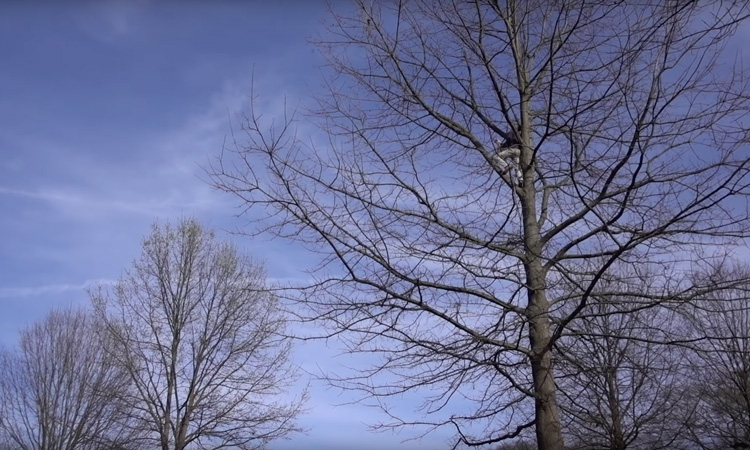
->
494 440 537 450
685 264 750 449
0 307 134 450
555 272 696 450
210 1 750 449
90 219 305 450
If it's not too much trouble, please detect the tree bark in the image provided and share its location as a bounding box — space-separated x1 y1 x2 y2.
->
524 191 564 449
527 277 564 450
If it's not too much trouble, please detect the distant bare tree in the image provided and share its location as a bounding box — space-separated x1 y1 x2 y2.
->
685 264 750 449
494 440 537 450
90 219 305 450
210 1 750 449
0 307 133 450
556 273 695 450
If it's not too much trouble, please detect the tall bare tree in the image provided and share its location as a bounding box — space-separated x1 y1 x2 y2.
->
0 307 133 450
90 219 305 450
210 1 750 449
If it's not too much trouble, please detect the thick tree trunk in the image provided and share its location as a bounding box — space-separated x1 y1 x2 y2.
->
528 290 565 450
605 366 625 450
520 105 565 449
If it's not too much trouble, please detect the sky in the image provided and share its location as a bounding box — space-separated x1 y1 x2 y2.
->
0 1 458 449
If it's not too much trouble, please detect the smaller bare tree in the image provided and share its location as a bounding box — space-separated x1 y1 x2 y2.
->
91 218 305 450
494 440 537 450
685 264 750 450
0 307 134 450
556 293 694 450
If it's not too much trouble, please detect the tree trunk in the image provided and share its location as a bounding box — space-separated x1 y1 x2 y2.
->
605 365 626 450
521 106 565 449
528 290 565 450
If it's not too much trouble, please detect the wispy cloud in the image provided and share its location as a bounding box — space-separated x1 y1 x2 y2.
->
0 185 219 218
73 0 150 43
0 279 115 299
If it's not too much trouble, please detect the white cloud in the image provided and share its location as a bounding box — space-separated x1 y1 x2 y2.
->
73 0 150 43
0 184 219 218
0 279 114 299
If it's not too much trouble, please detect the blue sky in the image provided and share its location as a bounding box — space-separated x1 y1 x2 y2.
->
0 1 457 449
